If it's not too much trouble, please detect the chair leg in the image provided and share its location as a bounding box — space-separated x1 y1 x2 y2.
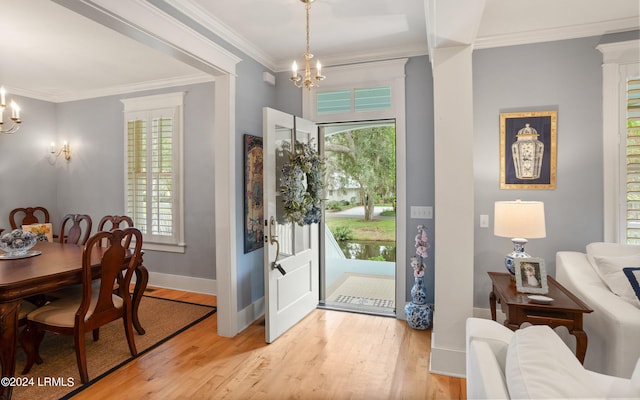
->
92 328 99 342
74 332 89 384
123 310 137 356
20 323 44 375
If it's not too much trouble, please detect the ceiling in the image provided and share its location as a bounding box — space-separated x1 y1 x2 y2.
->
0 0 638 103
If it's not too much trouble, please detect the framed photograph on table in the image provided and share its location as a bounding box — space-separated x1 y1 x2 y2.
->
515 258 548 294
500 111 557 189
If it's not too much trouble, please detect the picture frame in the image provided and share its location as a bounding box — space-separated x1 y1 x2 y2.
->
515 257 549 294
500 111 557 189
243 134 264 253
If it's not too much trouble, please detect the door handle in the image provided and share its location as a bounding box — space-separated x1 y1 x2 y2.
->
268 217 286 276
272 262 287 276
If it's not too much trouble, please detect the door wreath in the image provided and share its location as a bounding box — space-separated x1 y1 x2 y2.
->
280 141 324 226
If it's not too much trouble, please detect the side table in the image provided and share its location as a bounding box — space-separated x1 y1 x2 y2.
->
488 271 593 363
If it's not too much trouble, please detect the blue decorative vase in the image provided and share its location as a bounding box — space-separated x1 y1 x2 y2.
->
404 277 433 330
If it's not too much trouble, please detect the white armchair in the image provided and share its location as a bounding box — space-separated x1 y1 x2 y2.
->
556 243 640 379
466 317 640 399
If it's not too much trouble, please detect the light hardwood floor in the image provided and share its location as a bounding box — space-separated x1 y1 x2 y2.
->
71 287 466 399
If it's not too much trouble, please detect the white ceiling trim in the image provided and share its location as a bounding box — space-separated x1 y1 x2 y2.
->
166 0 277 71
474 17 640 50
74 0 241 75
10 73 214 104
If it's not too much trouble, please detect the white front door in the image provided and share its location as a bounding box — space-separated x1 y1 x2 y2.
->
263 107 319 343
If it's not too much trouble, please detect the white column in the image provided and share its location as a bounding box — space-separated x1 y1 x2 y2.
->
214 74 239 337
429 44 475 377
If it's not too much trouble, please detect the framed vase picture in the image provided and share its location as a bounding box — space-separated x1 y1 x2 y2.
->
500 111 557 189
514 257 548 294
243 134 264 253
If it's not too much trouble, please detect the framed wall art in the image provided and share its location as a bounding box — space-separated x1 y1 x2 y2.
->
500 111 557 189
243 134 264 253
514 258 549 294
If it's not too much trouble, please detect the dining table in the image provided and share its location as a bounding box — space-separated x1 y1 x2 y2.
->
0 241 148 400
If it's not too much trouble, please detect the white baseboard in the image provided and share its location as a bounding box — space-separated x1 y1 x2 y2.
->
238 296 265 332
473 307 505 323
145 271 217 295
429 346 466 378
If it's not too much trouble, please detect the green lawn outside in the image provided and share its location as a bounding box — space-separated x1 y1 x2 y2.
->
325 217 396 242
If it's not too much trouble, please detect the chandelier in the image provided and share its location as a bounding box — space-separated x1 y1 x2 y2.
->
0 86 22 134
290 0 325 90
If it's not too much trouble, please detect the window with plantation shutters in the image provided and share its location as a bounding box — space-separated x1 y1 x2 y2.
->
122 93 185 253
626 78 640 244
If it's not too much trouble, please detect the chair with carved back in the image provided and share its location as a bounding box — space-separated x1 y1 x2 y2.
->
97 215 134 232
97 215 134 246
9 206 50 229
21 228 143 383
59 214 93 245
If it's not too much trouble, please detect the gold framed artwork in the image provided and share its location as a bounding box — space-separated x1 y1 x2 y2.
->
500 111 557 189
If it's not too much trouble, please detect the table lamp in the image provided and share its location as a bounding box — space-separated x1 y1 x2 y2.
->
494 199 546 275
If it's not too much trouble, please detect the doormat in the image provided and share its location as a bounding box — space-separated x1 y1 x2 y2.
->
333 295 394 308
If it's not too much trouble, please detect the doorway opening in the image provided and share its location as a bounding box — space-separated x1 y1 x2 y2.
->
319 120 397 317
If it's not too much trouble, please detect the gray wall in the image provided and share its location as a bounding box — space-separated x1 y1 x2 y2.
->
234 59 277 309
56 82 217 280
405 56 436 303
0 96 57 226
473 36 605 308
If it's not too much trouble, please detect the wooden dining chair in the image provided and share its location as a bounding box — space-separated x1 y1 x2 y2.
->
59 214 93 245
21 228 143 383
9 206 50 229
97 215 134 231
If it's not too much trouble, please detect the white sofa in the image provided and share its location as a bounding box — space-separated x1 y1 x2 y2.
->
465 317 640 400
556 243 640 379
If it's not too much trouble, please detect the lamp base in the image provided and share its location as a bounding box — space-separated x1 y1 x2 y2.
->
505 238 531 276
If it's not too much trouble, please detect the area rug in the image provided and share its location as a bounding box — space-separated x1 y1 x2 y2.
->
333 294 394 308
12 295 216 400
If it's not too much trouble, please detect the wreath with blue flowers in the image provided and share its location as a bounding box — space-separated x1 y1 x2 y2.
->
280 141 324 226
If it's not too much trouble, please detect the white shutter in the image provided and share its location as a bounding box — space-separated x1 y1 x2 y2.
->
122 93 184 252
626 78 640 244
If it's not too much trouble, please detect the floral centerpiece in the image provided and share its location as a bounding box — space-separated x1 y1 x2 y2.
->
280 140 324 226
0 229 38 256
405 224 433 330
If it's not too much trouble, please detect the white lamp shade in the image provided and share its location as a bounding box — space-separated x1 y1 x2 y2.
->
494 200 546 239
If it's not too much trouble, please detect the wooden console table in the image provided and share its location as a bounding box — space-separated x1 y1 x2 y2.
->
488 271 593 363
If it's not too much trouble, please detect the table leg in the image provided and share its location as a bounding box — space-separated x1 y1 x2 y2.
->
132 265 149 335
489 289 497 321
0 301 20 400
572 329 588 364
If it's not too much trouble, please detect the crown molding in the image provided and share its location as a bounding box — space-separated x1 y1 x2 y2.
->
474 17 639 50
166 0 277 71
11 73 214 103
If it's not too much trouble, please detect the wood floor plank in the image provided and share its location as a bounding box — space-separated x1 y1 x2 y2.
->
71 287 466 399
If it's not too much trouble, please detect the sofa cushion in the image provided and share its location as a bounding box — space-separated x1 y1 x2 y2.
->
586 242 640 261
506 325 602 399
592 255 640 308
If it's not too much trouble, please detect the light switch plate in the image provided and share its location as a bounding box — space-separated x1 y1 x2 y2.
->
480 214 489 228
411 206 433 219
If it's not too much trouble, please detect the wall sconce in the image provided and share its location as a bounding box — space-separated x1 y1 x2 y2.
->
50 141 71 160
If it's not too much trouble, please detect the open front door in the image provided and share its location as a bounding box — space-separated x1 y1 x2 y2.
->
263 107 319 343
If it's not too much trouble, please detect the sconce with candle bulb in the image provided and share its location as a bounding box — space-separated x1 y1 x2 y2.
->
50 141 71 160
